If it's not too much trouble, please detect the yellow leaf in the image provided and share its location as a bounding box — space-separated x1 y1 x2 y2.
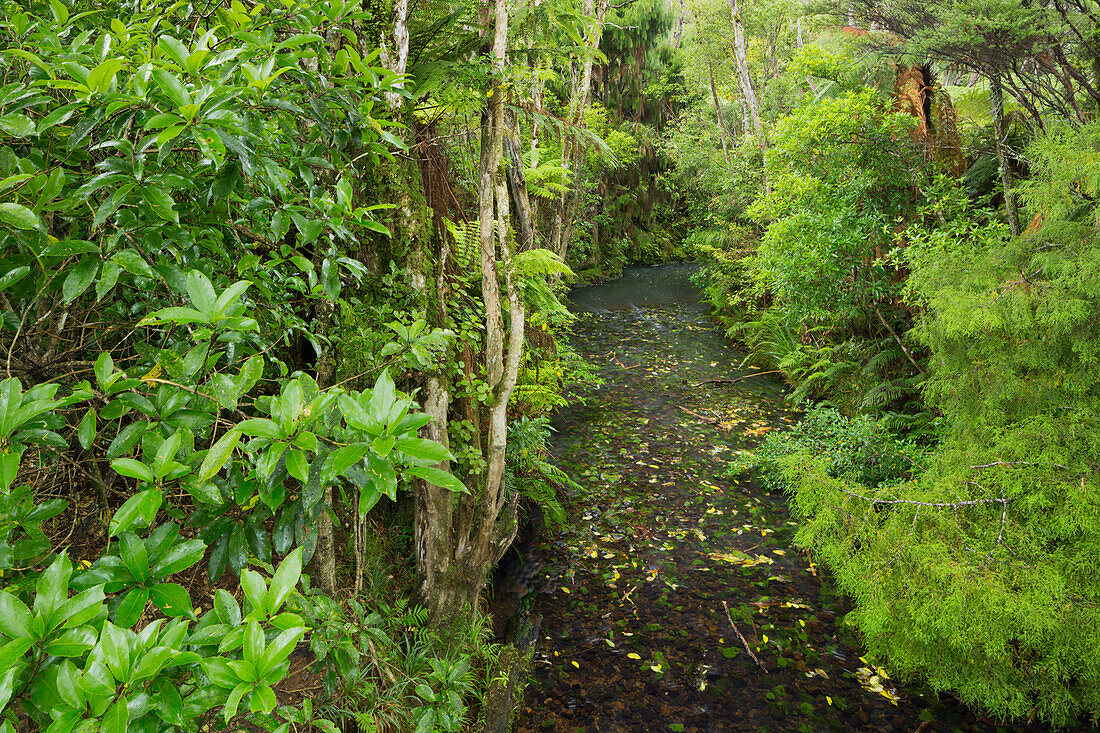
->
826 696 833 705
571 661 579 668
762 634 768 643
627 653 641 660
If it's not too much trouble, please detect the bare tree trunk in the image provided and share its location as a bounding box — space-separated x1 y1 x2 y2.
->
990 73 1020 237
727 0 767 193
797 17 819 96
708 61 731 164
548 0 611 263
378 0 411 109
416 0 526 626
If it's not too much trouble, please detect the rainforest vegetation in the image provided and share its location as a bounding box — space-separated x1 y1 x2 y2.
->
0 0 1098 729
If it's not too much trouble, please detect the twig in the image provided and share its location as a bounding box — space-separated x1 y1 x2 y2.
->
688 370 781 388
678 406 724 428
970 460 1071 471
723 601 766 671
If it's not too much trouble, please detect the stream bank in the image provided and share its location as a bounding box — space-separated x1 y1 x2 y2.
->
507 265 1055 733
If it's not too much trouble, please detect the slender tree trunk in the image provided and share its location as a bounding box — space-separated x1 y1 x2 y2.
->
549 0 611 263
708 61 731 164
989 73 1020 237
416 0 527 626
727 0 767 193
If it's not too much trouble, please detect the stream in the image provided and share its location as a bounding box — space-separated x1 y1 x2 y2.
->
508 265 1055 733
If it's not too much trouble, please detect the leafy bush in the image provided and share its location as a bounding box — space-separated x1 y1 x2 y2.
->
734 406 925 492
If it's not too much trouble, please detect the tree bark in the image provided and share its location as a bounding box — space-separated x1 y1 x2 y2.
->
989 73 1020 237
548 0 611 263
708 61 731 164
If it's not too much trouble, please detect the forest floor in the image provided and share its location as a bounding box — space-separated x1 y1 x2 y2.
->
509 299 1060 733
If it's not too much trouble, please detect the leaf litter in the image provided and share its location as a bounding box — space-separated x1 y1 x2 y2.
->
513 296 1057 733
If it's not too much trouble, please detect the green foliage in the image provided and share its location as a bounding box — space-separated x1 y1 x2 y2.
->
737 406 925 492
505 417 581 526
776 120 1100 725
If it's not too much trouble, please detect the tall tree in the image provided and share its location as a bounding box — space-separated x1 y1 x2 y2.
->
413 0 529 624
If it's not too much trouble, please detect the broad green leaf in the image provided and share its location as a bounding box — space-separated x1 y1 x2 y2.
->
114 587 149 629
214 589 241 627
109 488 162 537
284 449 307 483
0 590 32 638
151 69 191 108
94 352 113 388
150 583 193 618
111 457 155 483
223 681 249 723
405 466 468 494
0 266 29 293
199 429 241 482
46 625 96 656
62 257 99 302
240 570 266 617
267 548 301 615
151 539 205 577
372 435 395 457
142 185 178 224
393 437 453 463
0 114 33 137
120 532 150 582
250 683 277 714
0 203 38 230
77 408 96 449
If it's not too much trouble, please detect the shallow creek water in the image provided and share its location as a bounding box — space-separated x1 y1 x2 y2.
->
510 265 1054 733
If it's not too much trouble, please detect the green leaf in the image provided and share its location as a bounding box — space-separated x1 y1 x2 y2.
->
120 532 150 582
77 408 96 449
94 352 114 389
111 249 155 279
405 466 468 494
45 626 97 656
151 539 205 577
214 588 241 627
223 681 249 723
142 185 178 224
96 261 121 301
0 114 34 137
371 435 395 457
62 256 99 302
199 429 241 482
114 587 149 629
185 270 216 316
57 584 105 629
103 696 129 733
111 457 155 483
201 657 239 688
393 437 453 463
0 203 39 230
107 421 148 459
151 69 191 108
285 449 308 483
250 683 277 714
0 266 29 293
149 583 194 618
322 443 371 484
267 548 301 616
258 626 305 678
240 571 267 617
0 590 32 638
109 488 162 537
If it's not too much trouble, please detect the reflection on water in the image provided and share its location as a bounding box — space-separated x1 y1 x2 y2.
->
568 263 704 312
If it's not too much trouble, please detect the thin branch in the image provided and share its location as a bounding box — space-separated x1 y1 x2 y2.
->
723 601 766 671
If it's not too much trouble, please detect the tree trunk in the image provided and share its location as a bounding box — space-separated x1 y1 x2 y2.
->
548 0 611 263
989 73 1020 237
416 0 526 627
708 61 731 164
